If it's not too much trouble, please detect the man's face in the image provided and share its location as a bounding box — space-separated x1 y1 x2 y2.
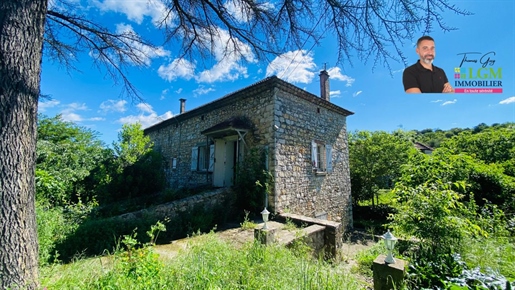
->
416 40 435 65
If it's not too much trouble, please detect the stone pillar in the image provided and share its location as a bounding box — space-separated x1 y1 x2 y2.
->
373 254 407 290
254 227 276 245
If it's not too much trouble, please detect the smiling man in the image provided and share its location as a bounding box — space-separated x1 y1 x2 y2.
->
403 36 454 93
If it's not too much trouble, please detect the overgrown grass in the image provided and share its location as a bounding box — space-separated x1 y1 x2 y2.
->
357 189 396 207
41 232 363 289
461 237 515 280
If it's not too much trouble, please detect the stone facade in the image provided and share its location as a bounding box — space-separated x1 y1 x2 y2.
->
144 75 353 228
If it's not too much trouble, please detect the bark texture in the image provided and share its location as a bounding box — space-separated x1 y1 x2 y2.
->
0 0 47 288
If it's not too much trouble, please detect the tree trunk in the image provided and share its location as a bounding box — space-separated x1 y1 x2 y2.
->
0 0 47 288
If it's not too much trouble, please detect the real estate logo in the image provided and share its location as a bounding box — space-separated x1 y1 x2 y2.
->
453 51 503 93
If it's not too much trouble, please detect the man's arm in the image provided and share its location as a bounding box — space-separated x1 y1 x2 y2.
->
406 87 422 93
442 82 454 93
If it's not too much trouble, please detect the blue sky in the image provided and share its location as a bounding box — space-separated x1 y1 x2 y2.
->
38 0 515 145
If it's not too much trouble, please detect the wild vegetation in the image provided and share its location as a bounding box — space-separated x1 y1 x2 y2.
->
34 117 515 289
351 122 515 289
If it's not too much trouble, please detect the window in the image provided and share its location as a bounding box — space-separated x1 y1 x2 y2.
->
191 144 214 172
311 140 332 173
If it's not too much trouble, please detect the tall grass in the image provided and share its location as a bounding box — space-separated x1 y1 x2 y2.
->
41 232 363 289
460 237 515 280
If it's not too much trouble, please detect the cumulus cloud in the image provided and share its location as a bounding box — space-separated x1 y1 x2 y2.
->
158 58 196 82
193 86 216 97
60 103 88 122
94 0 171 26
99 99 127 113
266 50 316 84
442 99 457 106
195 28 255 83
38 99 60 112
115 23 169 66
158 27 255 84
224 0 275 23
118 103 173 128
327 67 355 87
352 91 362 97
330 90 342 98
499 96 515 104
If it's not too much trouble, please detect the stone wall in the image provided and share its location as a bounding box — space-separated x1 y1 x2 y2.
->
116 188 229 222
145 77 353 229
271 87 352 228
146 83 275 188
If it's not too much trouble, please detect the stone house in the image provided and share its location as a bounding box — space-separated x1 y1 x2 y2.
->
144 72 354 227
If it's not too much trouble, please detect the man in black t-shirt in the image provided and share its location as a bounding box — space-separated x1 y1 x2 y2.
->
403 36 454 93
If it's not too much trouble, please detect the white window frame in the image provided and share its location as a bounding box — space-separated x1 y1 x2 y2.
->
191 144 214 172
311 140 332 173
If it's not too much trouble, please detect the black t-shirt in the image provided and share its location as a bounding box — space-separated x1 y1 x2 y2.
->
403 60 449 93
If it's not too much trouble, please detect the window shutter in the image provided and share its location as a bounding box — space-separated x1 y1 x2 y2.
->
208 144 215 172
191 146 198 171
311 140 318 168
326 144 332 172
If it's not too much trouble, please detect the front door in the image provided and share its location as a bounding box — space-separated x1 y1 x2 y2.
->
213 136 240 187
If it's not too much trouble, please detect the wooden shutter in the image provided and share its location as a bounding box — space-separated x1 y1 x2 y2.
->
311 140 318 168
208 144 215 172
326 144 332 172
191 146 198 171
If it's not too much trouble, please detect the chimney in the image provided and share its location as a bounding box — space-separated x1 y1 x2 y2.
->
319 69 330 101
179 98 186 114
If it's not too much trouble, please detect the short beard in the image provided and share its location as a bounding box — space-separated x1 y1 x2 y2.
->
421 58 433 65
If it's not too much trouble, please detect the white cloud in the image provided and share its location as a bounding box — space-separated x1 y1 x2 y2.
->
327 67 355 87
118 103 173 128
193 86 216 97
442 99 457 106
115 23 169 66
352 91 362 97
62 102 88 113
157 27 255 83
100 99 127 113
499 96 515 104
38 99 60 112
158 58 196 82
266 50 316 84
431 99 443 103
94 0 171 26
330 90 341 98
61 112 83 122
224 0 275 23
175 88 183 94
195 28 255 83
136 103 155 114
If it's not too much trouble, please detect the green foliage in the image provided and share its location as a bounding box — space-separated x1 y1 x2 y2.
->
398 148 515 213
240 210 257 230
405 253 466 289
109 150 167 200
42 233 362 289
441 127 515 166
36 114 107 205
349 130 418 207
460 237 515 281
113 122 153 170
389 182 483 257
233 147 268 213
353 241 387 276
54 200 229 262
36 200 97 265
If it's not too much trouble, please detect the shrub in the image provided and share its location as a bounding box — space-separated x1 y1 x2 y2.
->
389 181 483 257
